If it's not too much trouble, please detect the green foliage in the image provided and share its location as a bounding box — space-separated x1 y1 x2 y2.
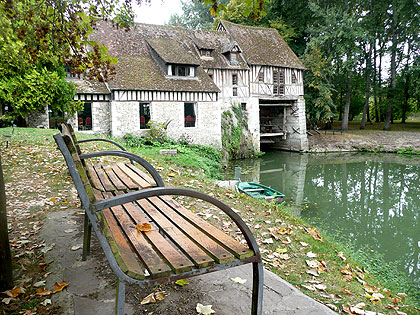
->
147 120 172 144
303 46 335 125
221 103 259 160
397 147 420 156
123 133 222 178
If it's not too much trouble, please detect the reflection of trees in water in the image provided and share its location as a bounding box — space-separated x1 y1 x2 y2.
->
303 160 420 282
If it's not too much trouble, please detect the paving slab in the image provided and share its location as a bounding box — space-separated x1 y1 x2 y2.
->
40 209 338 315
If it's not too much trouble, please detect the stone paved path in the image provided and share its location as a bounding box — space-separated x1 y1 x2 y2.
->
40 210 338 315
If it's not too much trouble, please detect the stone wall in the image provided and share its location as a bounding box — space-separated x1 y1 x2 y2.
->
92 102 111 134
26 106 49 128
110 101 139 137
109 101 221 147
273 97 308 152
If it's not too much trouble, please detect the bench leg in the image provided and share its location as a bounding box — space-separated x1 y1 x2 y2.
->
82 213 92 261
251 261 264 315
115 279 126 315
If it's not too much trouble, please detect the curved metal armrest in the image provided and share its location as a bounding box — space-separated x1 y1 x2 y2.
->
78 138 127 151
93 186 261 257
79 150 164 187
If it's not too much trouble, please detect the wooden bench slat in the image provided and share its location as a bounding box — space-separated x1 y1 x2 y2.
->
120 201 193 273
126 163 156 186
109 204 172 278
94 165 116 192
86 164 105 191
117 163 153 189
102 209 145 279
111 164 138 190
103 166 128 191
161 196 254 259
134 199 214 267
147 197 234 264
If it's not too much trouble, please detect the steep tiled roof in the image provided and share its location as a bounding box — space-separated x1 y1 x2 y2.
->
68 77 109 94
82 20 303 94
219 20 305 69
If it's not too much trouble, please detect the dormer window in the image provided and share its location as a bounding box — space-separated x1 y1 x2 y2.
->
200 49 212 57
167 64 196 77
230 52 239 66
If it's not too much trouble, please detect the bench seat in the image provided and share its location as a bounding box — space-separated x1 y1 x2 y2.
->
54 123 263 315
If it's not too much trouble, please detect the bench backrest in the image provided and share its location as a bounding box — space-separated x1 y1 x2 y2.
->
54 125 96 211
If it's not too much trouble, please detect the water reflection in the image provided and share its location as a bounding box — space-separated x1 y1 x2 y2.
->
227 152 420 284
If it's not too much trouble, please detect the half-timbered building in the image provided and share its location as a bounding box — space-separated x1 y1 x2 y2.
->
58 20 308 151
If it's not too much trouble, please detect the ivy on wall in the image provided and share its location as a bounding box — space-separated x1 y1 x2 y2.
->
221 103 260 160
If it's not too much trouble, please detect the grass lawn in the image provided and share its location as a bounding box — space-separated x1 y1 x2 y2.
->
331 120 420 132
0 127 418 315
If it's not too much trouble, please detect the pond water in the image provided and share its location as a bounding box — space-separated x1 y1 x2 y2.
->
226 151 420 286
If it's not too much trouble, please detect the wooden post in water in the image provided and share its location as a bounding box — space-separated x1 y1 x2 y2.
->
0 154 13 290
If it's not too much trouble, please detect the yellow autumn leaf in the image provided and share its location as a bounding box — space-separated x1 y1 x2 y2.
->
136 223 152 232
3 286 25 298
52 281 69 293
175 279 189 286
276 247 287 254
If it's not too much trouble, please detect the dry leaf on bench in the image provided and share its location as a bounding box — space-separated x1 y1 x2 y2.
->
136 223 152 232
196 303 216 315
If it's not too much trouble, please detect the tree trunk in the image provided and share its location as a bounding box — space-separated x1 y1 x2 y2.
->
384 15 398 130
373 42 379 122
0 155 13 291
339 86 343 121
402 75 409 123
361 43 373 129
379 50 384 122
341 74 352 131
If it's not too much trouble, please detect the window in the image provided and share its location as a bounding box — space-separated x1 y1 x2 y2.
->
200 49 212 57
230 52 239 65
139 103 150 129
273 69 285 95
184 103 196 127
273 85 278 94
279 70 285 84
258 71 264 82
168 64 195 77
233 87 238 96
278 84 285 95
232 74 238 85
77 102 92 131
273 71 278 85
291 71 297 84
241 103 247 111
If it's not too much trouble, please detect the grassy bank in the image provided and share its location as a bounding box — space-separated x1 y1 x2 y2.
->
1 127 418 315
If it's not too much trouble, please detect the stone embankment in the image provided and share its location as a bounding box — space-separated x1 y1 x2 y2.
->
308 130 420 153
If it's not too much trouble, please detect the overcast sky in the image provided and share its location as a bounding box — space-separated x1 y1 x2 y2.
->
133 0 183 25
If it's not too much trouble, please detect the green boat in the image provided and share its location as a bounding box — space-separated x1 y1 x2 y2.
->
236 182 285 203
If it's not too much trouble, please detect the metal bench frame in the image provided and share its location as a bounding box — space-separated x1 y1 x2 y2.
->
53 128 263 315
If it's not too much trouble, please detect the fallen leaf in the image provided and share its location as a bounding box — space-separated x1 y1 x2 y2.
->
3 286 25 298
34 280 46 287
136 223 152 232
306 251 317 258
354 302 366 309
175 279 189 286
306 260 320 268
281 237 291 244
196 303 215 315
71 244 82 251
52 281 69 293
306 269 319 277
262 238 274 244
278 253 290 260
254 224 261 229
36 288 52 296
338 252 346 261
342 289 353 295
300 241 309 247
314 284 327 291
40 299 52 306
141 291 167 304
302 284 316 291
350 306 364 315
305 227 322 241
340 269 352 276
2 297 13 304
326 303 338 311
230 277 246 284
278 228 291 235
275 247 287 254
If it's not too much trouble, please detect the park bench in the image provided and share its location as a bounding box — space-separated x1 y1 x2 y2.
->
53 124 263 315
